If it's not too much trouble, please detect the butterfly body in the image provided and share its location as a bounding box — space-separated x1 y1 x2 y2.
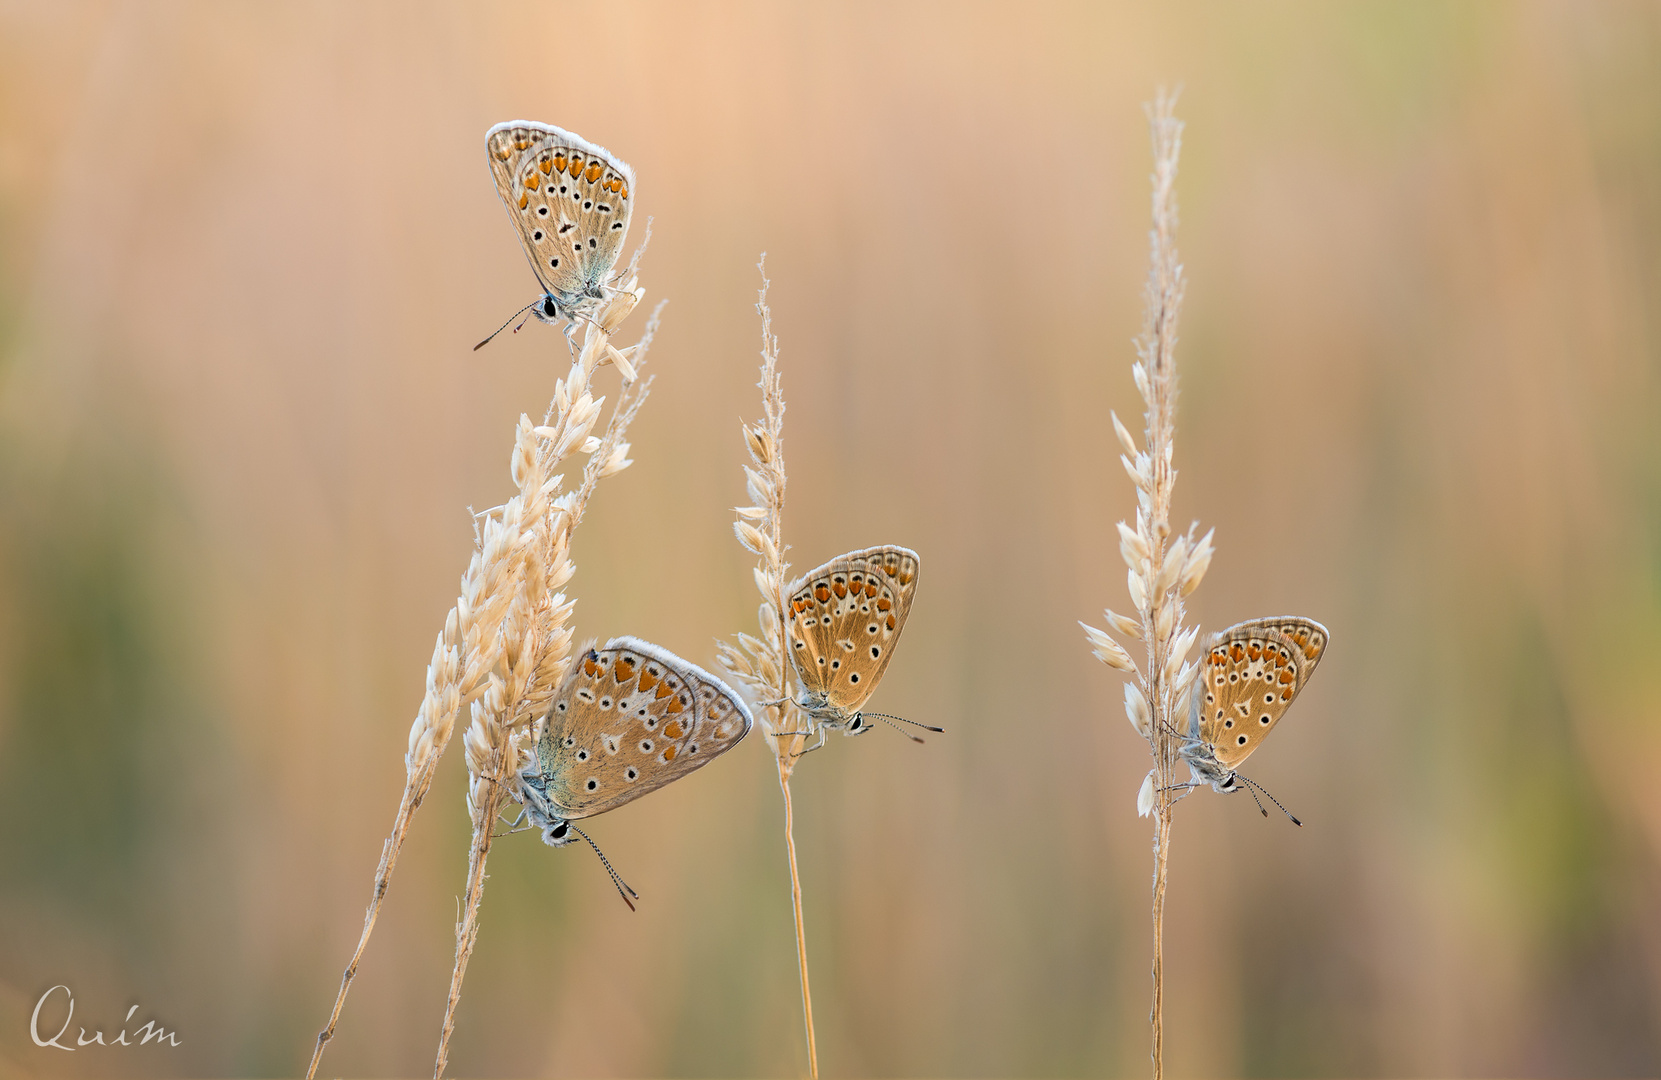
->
485 120 635 327
519 637 752 847
1179 616 1328 794
783 546 920 742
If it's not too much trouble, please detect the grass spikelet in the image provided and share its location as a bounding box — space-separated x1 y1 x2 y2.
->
1076 89 1203 1080
713 256 820 1079
307 279 662 1080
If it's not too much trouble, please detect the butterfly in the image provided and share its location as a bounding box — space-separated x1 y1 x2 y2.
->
484 120 635 334
518 637 752 903
782 545 935 750
1178 616 1328 814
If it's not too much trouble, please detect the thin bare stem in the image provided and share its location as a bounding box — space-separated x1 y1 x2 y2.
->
779 765 818 1077
715 257 818 1078
307 753 444 1080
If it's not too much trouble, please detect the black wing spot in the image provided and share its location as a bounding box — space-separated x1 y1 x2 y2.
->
586 778 598 790
1236 734 1248 745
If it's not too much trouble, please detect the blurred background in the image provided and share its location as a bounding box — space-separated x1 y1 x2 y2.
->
1 2 1658 1077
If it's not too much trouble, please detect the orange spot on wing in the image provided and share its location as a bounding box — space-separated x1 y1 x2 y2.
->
664 720 683 739
583 657 599 676
877 598 892 611
1246 643 1262 660
833 581 848 599
900 571 913 584
815 586 831 602
638 670 658 692
886 615 896 631
613 659 634 683
553 153 567 173
1281 690 1291 700
1230 644 1244 662
655 682 674 700
1279 670 1294 685
883 564 897 575
666 697 685 715
539 158 553 175
585 163 603 182
662 745 677 761
514 136 530 150
518 192 529 210
567 155 585 176
866 583 879 597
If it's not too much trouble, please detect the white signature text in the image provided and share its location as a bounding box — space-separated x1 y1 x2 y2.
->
30 985 180 1049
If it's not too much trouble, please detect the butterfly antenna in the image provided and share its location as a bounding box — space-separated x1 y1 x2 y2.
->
1236 774 1302 827
861 712 944 744
474 298 543 351
570 824 640 910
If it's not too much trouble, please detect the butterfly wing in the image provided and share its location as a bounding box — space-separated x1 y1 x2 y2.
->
531 637 752 819
486 121 635 306
1194 616 1328 771
784 545 919 714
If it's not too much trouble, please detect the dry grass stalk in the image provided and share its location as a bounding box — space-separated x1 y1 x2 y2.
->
1077 90 1215 1080
434 291 661 1079
305 277 654 1080
713 257 819 1079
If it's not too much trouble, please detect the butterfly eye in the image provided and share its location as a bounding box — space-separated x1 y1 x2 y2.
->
849 716 863 731
550 823 568 840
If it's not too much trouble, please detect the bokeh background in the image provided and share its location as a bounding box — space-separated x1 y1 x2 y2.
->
1 2 1658 1077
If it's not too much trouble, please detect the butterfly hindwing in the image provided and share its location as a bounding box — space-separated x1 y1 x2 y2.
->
1192 616 1327 771
531 637 751 819
785 545 919 715
486 121 635 309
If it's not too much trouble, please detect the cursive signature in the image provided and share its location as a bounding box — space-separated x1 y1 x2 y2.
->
30 985 180 1049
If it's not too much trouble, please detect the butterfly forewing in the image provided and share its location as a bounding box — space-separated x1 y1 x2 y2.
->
1193 616 1327 771
532 637 751 819
486 121 635 308
785 545 919 715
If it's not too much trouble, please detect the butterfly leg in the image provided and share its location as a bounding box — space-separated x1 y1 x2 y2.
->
788 726 828 760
